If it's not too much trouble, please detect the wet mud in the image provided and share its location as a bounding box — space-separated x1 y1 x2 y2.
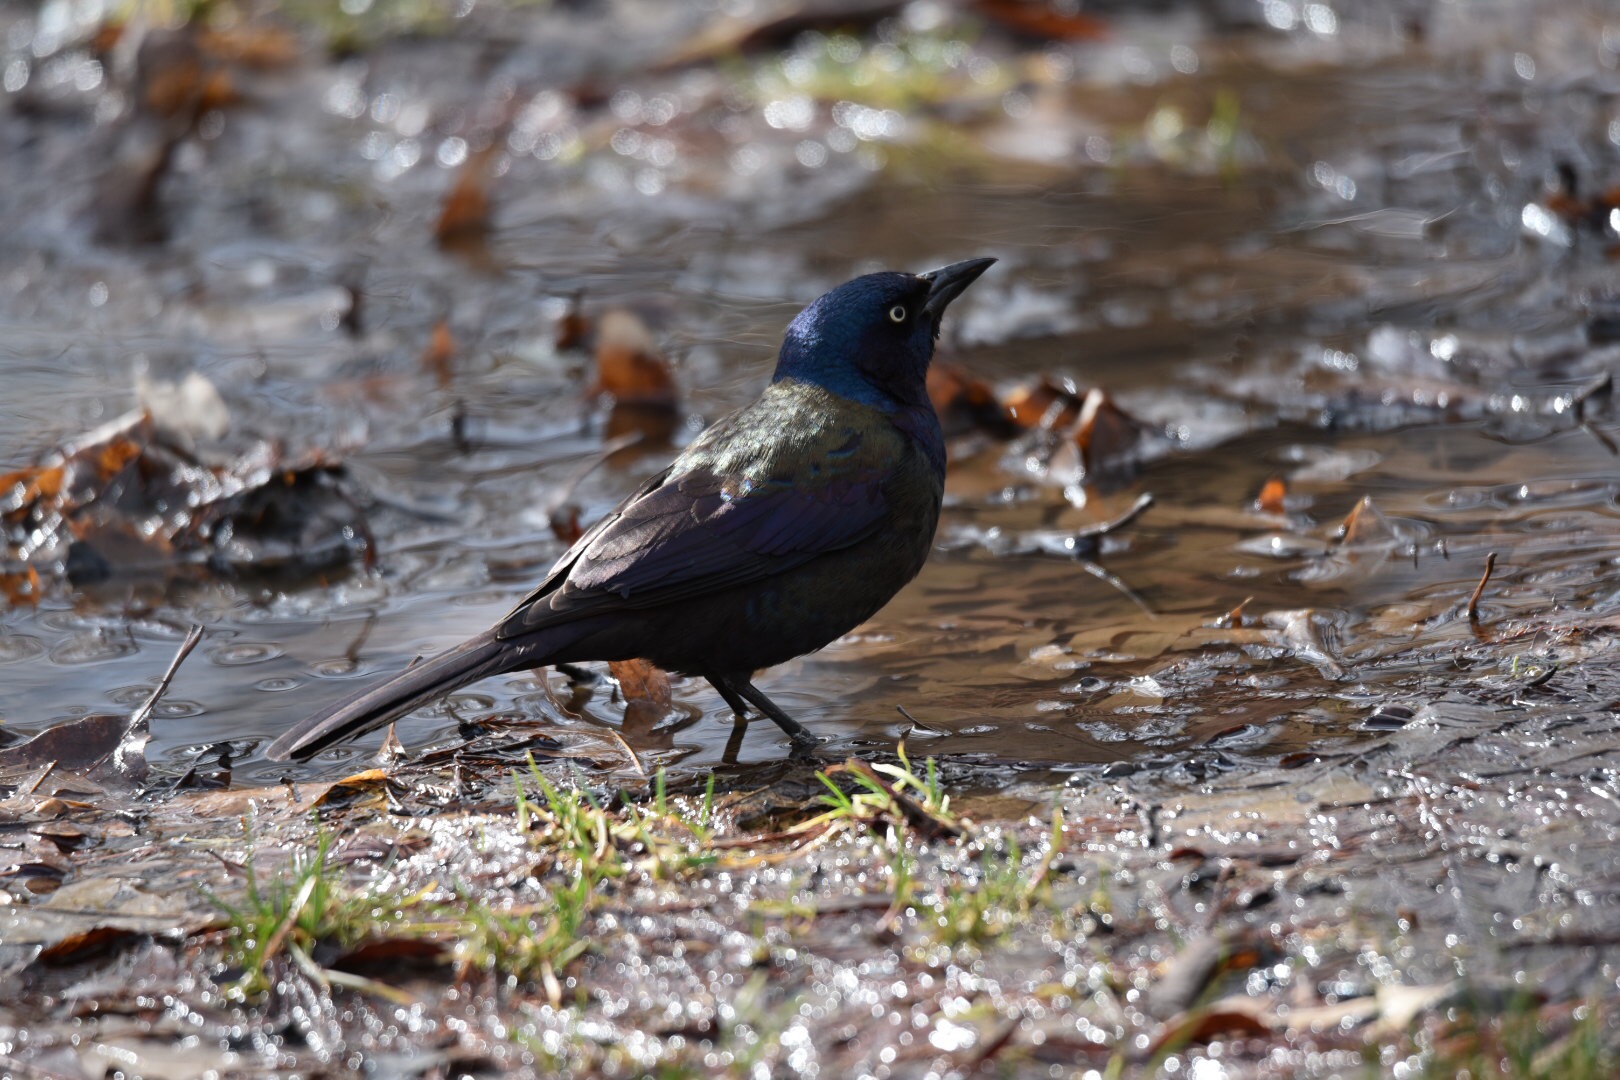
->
3 0 1620 1076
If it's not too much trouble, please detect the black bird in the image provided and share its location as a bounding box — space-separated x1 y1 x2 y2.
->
266 258 995 762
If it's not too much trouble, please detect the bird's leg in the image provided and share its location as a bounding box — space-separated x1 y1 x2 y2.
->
555 662 599 685
707 673 820 751
706 674 752 719
729 677 822 751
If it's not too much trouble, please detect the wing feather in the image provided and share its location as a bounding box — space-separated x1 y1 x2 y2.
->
496 417 893 640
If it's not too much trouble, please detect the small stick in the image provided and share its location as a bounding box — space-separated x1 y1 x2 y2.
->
1079 558 1156 618
542 432 646 520
1466 552 1497 622
130 625 204 728
606 728 645 777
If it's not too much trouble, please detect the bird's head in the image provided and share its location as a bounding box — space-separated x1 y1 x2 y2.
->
774 258 995 410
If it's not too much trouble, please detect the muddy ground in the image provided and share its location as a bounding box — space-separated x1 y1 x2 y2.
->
3 0 1620 1076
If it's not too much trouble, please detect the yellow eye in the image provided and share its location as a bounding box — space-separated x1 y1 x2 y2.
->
888 304 907 323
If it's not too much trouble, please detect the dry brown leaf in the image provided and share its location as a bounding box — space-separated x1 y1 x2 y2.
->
1149 1005 1272 1055
973 0 1108 41
1004 375 1085 429
436 145 498 247
556 294 592 352
313 768 391 809
1257 476 1287 514
1074 388 1146 476
589 310 676 405
611 658 673 710
34 925 146 965
928 364 1019 439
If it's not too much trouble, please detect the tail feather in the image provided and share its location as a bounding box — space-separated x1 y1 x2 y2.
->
265 632 512 762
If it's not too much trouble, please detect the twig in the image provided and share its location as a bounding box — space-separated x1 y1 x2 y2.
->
130 625 204 729
845 758 961 840
1573 371 1611 422
606 728 646 777
542 432 646 519
1078 558 1156 618
1466 552 1497 622
1581 422 1618 456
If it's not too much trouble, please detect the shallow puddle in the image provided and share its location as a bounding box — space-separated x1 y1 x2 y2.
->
4 4 1620 1074
4 1 1617 790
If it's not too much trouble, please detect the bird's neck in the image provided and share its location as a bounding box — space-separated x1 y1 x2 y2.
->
773 340 931 412
774 375 946 480
773 364 922 412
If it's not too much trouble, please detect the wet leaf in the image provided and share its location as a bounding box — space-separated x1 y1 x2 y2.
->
588 310 677 406
1 408 369 587
1004 375 1085 430
330 937 450 974
1074 388 1149 479
1280 995 1379 1035
197 24 302 70
611 659 673 709
1261 609 1346 679
1145 933 1227 1019
1150 1003 1272 1054
1370 981 1461 1037
0 713 147 791
421 319 458 388
588 310 680 444
555 293 592 352
928 364 1019 439
1336 495 1395 547
315 769 393 809
138 30 239 119
973 0 1108 41
1257 476 1288 514
611 658 674 733
34 925 147 966
655 0 905 69
436 145 499 249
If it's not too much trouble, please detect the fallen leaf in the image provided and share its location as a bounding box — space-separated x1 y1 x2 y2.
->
556 293 592 352
928 364 1019 439
1145 934 1227 1019
1257 477 1287 514
0 713 146 790
653 0 905 70
421 320 457 388
2 408 370 588
330 938 450 974
314 769 393 809
1074 388 1147 478
1004 375 1085 430
611 659 672 709
1150 1004 1272 1054
612 658 673 731
587 310 679 444
589 310 676 405
973 0 1108 41
436 145 499 248
35 925 146 966
1370 981 1460 1038
1337 495 1395 547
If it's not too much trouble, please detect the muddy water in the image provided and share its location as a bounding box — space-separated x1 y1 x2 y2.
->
0 2 1617 792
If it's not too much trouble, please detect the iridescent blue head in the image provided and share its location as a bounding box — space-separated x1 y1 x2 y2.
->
773 258 995 411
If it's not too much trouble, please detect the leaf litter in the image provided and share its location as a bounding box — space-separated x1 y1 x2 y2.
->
3 0 1620 1076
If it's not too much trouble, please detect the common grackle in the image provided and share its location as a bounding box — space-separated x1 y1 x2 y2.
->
266 258 995 762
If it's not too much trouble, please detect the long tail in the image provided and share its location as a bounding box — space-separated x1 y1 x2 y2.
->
265 631 516 762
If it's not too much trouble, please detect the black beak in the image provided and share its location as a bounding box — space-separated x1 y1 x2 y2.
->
918 257 996 329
